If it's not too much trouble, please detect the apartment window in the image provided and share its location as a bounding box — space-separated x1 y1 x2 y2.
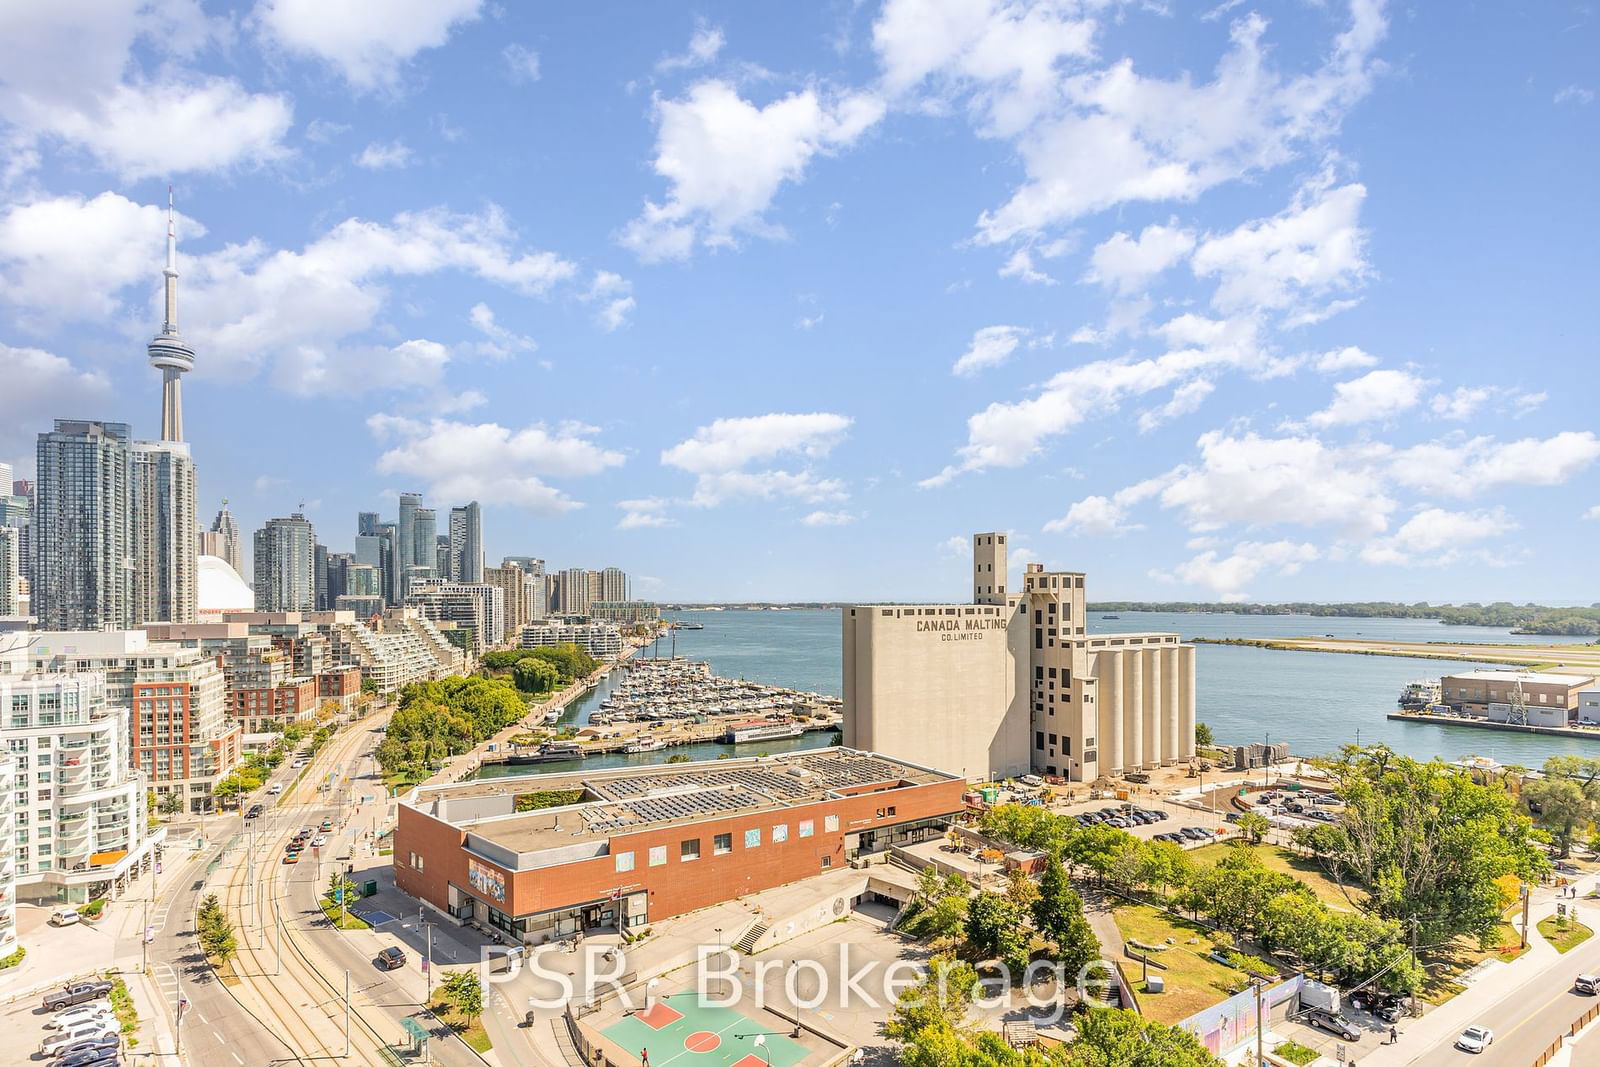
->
825 814 839 832
648 845 667 867
744 827 761 849
409 852 425 871
772 824 789 843
886 806 896 817
714 833 732 855
1048 733 1057 745
798 819 814 838
680 838 701 861
821 855 833 869
1036 731 1045 749
615 850 635 873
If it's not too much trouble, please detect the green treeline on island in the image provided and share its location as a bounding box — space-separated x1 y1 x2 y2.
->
1086 601 1600 636
375 643 600 787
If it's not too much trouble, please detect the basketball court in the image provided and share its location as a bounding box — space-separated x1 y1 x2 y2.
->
600 992 809 1067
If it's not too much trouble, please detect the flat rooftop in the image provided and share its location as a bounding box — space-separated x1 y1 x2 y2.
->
1445 669 1598 686
407 748 961 860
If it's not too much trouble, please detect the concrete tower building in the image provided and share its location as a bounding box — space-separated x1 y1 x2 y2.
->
448 502 482 583
0 526 18 616
253 514 316 611
598 566 628 604
130 441 197 623
146 189 195 444
34 421 134 630
397 493 421 572
205 500 243 577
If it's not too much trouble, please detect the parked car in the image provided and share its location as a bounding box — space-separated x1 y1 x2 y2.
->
49 908 82 927
46 1003 114 1031
375 946 406 970
50 1034 121 1061
43 981 115 1012
1349 990 1403 1022
1307 1009 1362 1041
56 1046 121 1066
1455 1025 1493 1053
1575 974 1598 995
1179 827 1206 841
1019 774 1044 786
1224 812 1241 823
41 1021 118 1057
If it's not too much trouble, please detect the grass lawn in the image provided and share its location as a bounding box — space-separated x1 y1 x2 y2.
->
429 995 491 1053
1271 1041 1319 1066
1538 916 1594 954
1189 843 1363 911
320 896 372 930
1110 904 1276 1025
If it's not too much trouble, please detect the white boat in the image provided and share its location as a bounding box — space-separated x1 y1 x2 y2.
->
625 736 665 753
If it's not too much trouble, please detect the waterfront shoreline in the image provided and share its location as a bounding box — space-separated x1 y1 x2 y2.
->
1387 710 1600 742
1193 635 1600 671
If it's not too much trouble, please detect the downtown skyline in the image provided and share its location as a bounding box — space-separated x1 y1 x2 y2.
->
2 1 1597 605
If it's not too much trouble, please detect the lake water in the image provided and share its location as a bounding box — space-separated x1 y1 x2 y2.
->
477 609 1599 779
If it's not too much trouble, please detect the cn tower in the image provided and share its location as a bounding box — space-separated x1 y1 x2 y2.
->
147 187 195 442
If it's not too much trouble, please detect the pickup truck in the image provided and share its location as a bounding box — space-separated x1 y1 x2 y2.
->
42 980 115 1012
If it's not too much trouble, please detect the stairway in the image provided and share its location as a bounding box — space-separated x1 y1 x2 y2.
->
732 922 768 955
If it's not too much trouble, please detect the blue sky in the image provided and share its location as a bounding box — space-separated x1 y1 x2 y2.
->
2 0 1597 604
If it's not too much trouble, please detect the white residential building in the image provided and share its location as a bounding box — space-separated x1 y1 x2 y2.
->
518 621 623 659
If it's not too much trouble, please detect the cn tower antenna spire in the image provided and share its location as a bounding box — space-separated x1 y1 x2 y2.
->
148 183 195 442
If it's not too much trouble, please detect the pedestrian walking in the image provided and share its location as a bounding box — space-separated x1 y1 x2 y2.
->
1389 1026 1398 1045
642 1050 650 1067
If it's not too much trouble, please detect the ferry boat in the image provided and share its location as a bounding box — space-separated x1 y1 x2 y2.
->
1100 614 1121 620
1398 679 1441 710
540 740 582 756
724 721 805 744
624 736 665 753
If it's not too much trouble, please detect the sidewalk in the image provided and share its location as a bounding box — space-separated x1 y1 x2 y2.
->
1352 871 1598 1066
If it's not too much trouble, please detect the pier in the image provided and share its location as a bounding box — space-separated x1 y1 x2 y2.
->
1195 635 1600 671
1386 710 1600 741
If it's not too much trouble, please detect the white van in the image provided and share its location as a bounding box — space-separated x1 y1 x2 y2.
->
267 783 284 795
48 908 81 927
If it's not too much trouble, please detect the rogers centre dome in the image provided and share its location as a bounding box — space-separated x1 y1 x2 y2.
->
197 554 253 615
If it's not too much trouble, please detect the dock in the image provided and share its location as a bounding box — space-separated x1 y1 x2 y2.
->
1386 710 1600 741
1196 636 1600 672
478 715 843 767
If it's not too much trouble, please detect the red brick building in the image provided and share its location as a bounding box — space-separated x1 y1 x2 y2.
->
318 666 362 713
393 749 965 943
230 676 318 733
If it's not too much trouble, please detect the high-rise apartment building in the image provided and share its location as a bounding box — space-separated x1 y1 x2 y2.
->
253 514 316 611
34 420 134 630
435 535 450 580
448 502 483 582
314 543 330 610
0 487 29 599
558 566 590 616
397 493 421 572
406 580 505 652
598 566 628 604
377 523 399 605
130 441 197 624
0 528 18 615
502 557 546 621
412 508 437 579
484 563 541 637
357 511 380 537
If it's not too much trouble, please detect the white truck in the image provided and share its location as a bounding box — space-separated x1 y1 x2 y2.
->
1299 979 1341 1015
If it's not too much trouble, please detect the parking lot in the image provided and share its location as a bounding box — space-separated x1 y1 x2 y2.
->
0 982 125 1066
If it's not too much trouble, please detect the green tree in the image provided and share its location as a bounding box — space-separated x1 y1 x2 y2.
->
158 791 183 816
666 754 691 764
964 892 1029 976
884 957 980 1048
1333 746 1546 944
1522 777 1596 858
440 970 483 1023
1195 722 1215 748
511 657 560 694
1030 856 1099 978
197 894 237 966
1069 1008 1219 1067
1235 811 1271 845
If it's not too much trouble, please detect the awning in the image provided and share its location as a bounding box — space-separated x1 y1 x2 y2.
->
89 850 128 867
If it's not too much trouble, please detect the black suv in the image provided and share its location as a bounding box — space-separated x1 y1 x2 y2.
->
1349 990 1403 1022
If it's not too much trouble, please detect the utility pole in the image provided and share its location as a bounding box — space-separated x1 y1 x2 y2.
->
425 922 434 1005
1254 978 1264 1067
276 907 283 976
344 969 351 1058
1521 884 1532 949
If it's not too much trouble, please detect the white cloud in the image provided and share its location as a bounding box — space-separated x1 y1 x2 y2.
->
656 22 725 73
0 343 112 460
1084 221 1195 295
1430 385 1545 421
0 2 293 178
949 1 1388 243
925 312 1269 484
587 271 635 332
254 0 483 90
368 415 623 513
1160 539 1321 601
662 412 852 507
952 325 1028 377
305 118 351 143
1359 507 1515 566
617 498 675 529
1313 346 1378 373
796 312 825 330
1387 432 1600 498
1305 368 1427 427
998 249 1056 285
467 302 536 359
1155 430 1397 538
1554 85 1595 106
1045 496 1136 536
619 81 884 261
0 192 203 329
1138 379 1215 432
1190 176 1370 317
801 510 855 527
502 43 540 84
1584 505 1600 521
354 140 414 169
